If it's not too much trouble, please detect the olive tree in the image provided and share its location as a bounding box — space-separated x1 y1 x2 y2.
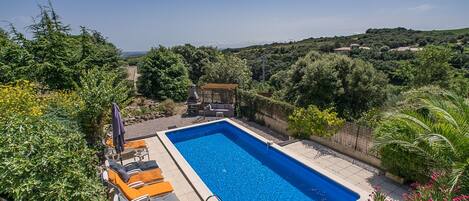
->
412 45 452 87
199 54 252 88
286 51 388 119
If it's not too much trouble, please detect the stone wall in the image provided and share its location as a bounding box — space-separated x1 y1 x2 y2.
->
254 111 289 136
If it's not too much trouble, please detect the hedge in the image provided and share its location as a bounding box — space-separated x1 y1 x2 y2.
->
237 89 295 121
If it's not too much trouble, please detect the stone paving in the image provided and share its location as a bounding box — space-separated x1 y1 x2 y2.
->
124 115 214 140
284 141 409 200
144 137 201 201
124 115 409 200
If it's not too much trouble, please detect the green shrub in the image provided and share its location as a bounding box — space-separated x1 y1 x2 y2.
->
76 68 131 145
288 105 345 138
44 91 84 120
378 134 432 182
448 70 469 97
374 89 469 189
158 99 177 116
0 114 106 201
0 82 106 201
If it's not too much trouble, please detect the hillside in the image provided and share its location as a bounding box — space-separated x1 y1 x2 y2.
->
121 51 147 58
225 27 469 81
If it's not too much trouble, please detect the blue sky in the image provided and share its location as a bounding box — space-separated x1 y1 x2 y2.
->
1 0 468 51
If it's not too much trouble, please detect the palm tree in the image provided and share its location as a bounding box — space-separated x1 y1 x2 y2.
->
374 87 469 193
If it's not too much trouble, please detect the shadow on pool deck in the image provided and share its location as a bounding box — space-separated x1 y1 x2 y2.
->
285 140 409 200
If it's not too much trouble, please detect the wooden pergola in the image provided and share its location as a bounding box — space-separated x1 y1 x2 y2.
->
200 83 238 106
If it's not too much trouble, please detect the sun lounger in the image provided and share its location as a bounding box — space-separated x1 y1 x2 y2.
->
107 159 159 172
113 193 179 201
103 171 177 201
106 138 148 150
107 165 164 184
104 138 150 161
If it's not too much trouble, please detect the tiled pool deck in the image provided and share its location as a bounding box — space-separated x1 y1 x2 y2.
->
144 136 201 201
284 141 408 200
125 115 409 201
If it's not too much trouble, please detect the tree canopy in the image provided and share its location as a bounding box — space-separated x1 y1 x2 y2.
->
137 46 190 101
411 46 452 87
0 5 121 89
172 44 220 83
227 27 469 82
284 51 388 120
199 54 252 88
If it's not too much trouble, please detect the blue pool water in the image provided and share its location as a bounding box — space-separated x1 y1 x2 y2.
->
167 121 359 201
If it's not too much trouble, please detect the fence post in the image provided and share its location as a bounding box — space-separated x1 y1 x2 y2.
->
353 124 361 151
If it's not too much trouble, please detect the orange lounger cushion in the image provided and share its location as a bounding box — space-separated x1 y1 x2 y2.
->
137 182 173 197
128 168 164 184
108 170 173 200
106 138 114 147
106 138 147 149
124 140 146 149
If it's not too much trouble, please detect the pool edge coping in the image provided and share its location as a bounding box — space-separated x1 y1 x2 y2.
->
157 118 369 201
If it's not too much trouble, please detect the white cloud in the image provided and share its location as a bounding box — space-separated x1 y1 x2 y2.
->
408 4 434 12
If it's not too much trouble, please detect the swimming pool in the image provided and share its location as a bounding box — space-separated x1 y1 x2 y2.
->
159 119 364 201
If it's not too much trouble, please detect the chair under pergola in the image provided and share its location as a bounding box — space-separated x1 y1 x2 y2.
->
199 83 238 117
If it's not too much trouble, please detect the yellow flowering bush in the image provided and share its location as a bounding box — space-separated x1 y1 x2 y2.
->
0 81 107 200
0 81 44 118
44 91 84 119
288 105 345 138
0 81 84 120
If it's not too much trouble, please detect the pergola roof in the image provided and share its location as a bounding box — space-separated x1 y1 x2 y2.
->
200 83 238 90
